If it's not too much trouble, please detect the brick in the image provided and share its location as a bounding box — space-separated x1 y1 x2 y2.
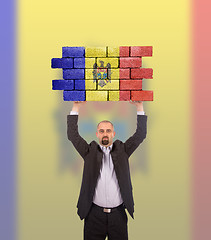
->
120 80 142 90
97 58 119 68
63 90 85 101
119 46 130 57
63 69 84 80
86 91 108 101
131 68 153 79
119 69 130 79
98 80 119 90
107 47 119 57
75 80 85 90
85 47 106 57
85 80 97 90
52 80 74 90
130 46 153 57
120 57 142 68
51 58 73 68
74 58 85 68
119 91 130 101
109 91 119 101
85 58 96 68
85 69 96 79
131 90 153 101
110 69 119 79
62 47 85 57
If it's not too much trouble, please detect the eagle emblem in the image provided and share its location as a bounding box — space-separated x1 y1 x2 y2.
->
92 61 111 87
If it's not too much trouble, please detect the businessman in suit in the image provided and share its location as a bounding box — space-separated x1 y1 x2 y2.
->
67 101 147 240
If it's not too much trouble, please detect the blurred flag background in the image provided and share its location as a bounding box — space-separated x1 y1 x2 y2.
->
1 0 211 240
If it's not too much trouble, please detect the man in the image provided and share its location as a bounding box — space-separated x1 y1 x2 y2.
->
67 101 147 240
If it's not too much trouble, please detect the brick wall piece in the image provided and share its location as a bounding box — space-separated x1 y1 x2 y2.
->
52 80 74 90
63 69 85 80
51 58 73 68
85 58 96 68
86 91 108 101
131 68 153 79
97 58 119 68
131 90 153 101
119 46 130 57
85 80 97 90
74 58 85 68
119 91 130 101
75 80 85 90
98 80 119 90
130 46 153 57
63 90 85 101
119 69 130 79
108 47 119 57
110 69 119 79
85 69 96 79
85 47 106 57
62 47 85 57
120 80 142 90
120 57 142 68
109 91 119 101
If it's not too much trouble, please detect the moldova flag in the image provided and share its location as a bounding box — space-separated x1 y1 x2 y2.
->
51 46 153 101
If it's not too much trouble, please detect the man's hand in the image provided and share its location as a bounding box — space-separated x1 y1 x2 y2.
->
129 100 144 112
72 101 87 113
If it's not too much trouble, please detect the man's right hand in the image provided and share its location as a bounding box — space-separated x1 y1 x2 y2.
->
72 101 87 113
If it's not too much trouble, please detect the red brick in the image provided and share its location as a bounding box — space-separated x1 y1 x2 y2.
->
119 46 130 57
130 46 153 57
120 80 142 90
120 57 142 68
119 69 130 79
131 68 153 79
119 91 130 101
131 91 153 101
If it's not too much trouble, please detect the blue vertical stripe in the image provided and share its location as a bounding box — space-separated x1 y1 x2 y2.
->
0 0 16 240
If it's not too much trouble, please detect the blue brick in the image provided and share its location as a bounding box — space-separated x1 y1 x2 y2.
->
63 69 84 80
74 58 85 68
51 58 73 68
63 91 85 101
62 47 85 57
75 80 85 90
52 80 74 90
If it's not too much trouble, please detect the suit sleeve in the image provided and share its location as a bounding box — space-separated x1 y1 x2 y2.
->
67 115 89 159
124 115 147 157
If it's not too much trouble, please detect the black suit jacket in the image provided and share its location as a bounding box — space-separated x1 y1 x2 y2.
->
67 114 147 220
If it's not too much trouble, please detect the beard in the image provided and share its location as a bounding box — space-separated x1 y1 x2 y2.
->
102 137 109 145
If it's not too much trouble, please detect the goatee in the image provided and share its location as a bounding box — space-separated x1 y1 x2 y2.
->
102 139 109 145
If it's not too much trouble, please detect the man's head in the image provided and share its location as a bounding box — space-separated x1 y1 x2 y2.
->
96 120 116 147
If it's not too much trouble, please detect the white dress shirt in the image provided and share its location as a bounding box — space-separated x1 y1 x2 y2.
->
70 110 145 207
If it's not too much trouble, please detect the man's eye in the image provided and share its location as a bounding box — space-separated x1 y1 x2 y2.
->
107 130 111 133
99 130 104 133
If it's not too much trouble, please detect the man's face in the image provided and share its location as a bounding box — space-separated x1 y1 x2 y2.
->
96 122 116 147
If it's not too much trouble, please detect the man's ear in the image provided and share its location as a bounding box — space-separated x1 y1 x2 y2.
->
113 131 116 137
96 131 98 137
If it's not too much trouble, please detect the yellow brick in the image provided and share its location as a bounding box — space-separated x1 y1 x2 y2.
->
98 80 119 90
85 80 96 90
108 47 119 57
110 69 119 79
109 91 119 101
85 47 106 57
85 69 94 79
85 58 96 68
86 91 108 101
97 58 119 68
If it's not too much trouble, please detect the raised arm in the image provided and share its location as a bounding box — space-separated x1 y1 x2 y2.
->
124 101 147 157
67 101 89 159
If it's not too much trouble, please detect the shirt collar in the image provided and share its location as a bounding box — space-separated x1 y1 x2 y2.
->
99 143 113 151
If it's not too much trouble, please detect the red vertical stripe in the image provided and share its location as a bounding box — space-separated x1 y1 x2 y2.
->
193 0 211 240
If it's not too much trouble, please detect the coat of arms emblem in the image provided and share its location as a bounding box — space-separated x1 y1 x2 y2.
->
92 61 112 87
